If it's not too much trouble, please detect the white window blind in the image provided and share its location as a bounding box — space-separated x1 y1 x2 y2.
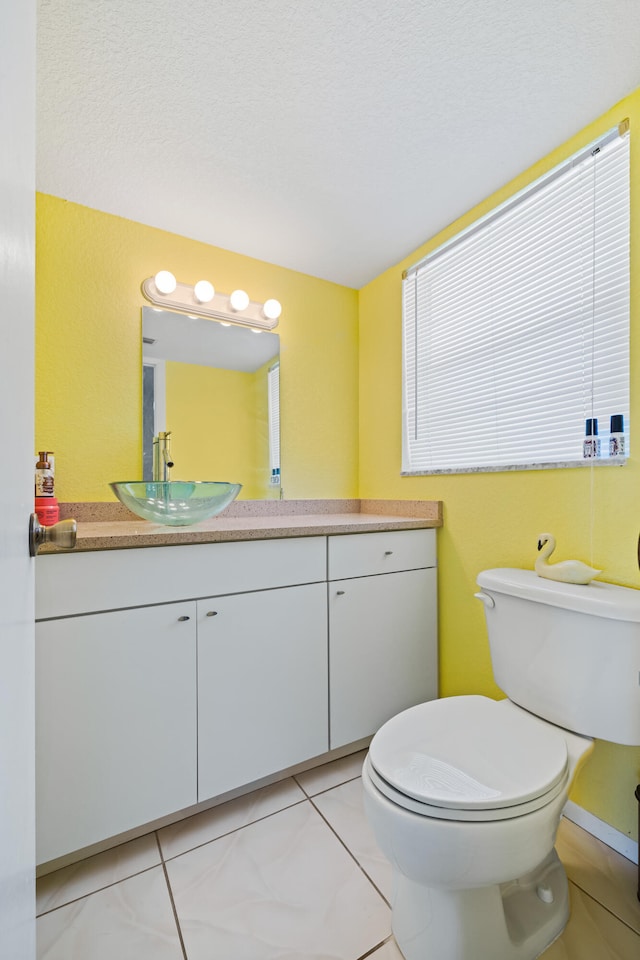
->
268 361 280 477
402 127 630 474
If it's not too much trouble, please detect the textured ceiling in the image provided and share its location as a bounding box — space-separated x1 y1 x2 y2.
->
37 1 640 288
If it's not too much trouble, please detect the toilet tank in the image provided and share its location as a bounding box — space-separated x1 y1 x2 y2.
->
476 568 640 746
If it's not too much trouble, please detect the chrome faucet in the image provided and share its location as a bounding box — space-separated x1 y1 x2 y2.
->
152 431 174 481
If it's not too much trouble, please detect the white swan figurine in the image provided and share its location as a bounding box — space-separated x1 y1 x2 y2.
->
535 533 602 585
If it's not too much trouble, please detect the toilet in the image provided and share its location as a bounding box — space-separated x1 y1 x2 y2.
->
362 567 640 960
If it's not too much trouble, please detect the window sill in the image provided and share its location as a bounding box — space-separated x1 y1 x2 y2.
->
401 456 628 477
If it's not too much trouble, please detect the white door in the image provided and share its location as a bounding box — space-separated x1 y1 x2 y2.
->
0 1 36 958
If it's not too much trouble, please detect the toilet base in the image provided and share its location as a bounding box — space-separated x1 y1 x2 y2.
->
391 848 569 960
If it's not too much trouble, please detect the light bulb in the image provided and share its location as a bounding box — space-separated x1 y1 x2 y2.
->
154 270 176 295
229 289 250 312
262 298 282 321
194 280 214 303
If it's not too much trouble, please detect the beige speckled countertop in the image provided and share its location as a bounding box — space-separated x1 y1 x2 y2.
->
48 499 442 553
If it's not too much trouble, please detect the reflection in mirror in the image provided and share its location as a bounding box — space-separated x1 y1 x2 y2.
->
142 307 280 499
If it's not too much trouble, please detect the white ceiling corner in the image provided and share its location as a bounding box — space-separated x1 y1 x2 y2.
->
36 0 640 288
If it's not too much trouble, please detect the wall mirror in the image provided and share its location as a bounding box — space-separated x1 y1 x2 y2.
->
142 307 280 499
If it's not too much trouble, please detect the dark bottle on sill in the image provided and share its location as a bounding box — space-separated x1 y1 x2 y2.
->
609 414 625 457
583 419 600 458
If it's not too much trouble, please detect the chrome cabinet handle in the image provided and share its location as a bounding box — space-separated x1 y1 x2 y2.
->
177 615 191 622
206 610 218 617
384 550 393 556
336 590 345 596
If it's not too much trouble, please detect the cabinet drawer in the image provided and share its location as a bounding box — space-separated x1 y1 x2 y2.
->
36 536 327 619
328 528 436 580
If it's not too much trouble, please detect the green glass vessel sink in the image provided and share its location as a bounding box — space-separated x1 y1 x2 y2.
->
110 481 242 526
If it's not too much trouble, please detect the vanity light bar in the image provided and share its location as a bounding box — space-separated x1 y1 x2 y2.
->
141 274 281 331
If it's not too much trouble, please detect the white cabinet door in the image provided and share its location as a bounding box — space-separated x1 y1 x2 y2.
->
197 583 328 800
36 602 197 864
329 568 437 749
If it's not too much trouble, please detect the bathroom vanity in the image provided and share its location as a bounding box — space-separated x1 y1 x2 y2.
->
35 505 439 866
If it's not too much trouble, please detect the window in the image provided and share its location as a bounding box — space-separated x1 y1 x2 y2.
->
402 124 630 475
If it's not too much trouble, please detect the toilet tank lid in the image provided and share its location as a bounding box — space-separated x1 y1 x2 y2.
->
477 568 640 622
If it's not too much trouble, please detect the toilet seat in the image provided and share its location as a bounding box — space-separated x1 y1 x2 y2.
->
367 695 570 822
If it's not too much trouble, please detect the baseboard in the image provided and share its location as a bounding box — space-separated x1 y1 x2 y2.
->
563 800 639 865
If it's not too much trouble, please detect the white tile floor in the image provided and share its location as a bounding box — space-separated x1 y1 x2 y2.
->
36 750 640 960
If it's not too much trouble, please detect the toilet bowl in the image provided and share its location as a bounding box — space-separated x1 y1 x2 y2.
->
363 696 592 960
363 568 640 960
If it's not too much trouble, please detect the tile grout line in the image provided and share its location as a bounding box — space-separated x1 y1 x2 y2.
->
35 863 160 918
153 829 163 863
159 797 309 864
293 770 364 800
37 829 169 917
160 858 189 960
292 773 311 797
308 795 391 908
566 878 640 939
355 934 397 959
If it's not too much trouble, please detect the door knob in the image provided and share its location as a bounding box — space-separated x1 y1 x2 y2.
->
29 514 77 557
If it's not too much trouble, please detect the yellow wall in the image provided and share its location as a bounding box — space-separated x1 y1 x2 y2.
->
165 361 263 499
35 196 359 502
359 90 640 841
165 358 278 500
